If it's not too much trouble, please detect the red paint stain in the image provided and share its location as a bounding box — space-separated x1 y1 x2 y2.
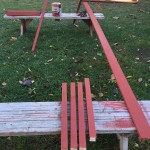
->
103 119 134 128
99 102 127 111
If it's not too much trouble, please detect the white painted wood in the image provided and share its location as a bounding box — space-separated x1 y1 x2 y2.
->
117 134 130 150
20 23 23 36
0 101 149 136
4 13 104 20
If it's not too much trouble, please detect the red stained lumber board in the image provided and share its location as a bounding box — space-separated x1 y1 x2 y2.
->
31 0 49 51
83 2 150 140
70 83 78 150
84 78 96 141
78 83 87 150
5 10 41 16
82 0 138 3
61 83 68 150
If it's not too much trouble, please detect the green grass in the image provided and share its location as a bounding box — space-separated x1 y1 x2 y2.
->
0 0 150 149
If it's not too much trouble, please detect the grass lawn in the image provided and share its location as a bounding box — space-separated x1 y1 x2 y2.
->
0 0 150 149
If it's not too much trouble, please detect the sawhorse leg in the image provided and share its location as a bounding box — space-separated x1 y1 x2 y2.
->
73 0 82 24
117 134 130 150
20 19 32 36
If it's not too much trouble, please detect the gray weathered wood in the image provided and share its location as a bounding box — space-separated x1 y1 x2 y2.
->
0 101 149 136
4 13 104 20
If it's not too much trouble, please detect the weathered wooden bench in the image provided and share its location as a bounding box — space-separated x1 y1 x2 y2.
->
0 100 149 150
4 13 104 36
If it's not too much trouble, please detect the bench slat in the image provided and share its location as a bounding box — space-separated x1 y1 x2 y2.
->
4 13 104 20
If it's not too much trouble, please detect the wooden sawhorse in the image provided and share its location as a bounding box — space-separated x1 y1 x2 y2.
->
4 13 104 36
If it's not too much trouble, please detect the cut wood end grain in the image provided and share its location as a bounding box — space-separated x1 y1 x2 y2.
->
89 137 96 142
70 148 77 150
79 148 87 150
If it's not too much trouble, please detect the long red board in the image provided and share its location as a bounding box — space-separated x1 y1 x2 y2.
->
31 0 48 51
70 83 78 150
83 0 138 3
83 2 150 140
5 10 41 16
84 78 96 141
61 83 68 150
78 83 87 149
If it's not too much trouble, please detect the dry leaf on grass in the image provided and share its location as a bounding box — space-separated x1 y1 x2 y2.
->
2 82 7 88
111 74 115 80
98 92 104 97
113 16 119 20
126 76 133 79
138 78 143 82
91 93 96 99
10 37 17 41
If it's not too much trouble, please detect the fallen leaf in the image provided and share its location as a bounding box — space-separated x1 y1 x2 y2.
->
49 45 54 48
98 92 104 97
126 76 133 79
75 72 80 77
2 82 7 87
10 37 17 41
111 74 115 80
28 88 36 95
28 68 32 72
147 60 150 63
135 143 139 148
47 58 53 62
7 137 11 140
91 93 96 99
138 78 143 82
49 94 54 96
135 57 140 60
19 81 23 84
113 43 118 46
97 52 102 56
113 16 119 20
93 57 97 60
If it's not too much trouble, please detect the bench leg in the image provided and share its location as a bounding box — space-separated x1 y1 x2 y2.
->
20 19 32 36
117 134 130 150
82 19 93 36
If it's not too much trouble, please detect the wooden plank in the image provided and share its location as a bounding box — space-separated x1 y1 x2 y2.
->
0 101 149 136
4 13 104 20
82 0 138 3
61 83 68 150
31 0 49 51
70 83 78 150
78 83 87 150
84 78 96 141
5 10 41 16
83 2 150 140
